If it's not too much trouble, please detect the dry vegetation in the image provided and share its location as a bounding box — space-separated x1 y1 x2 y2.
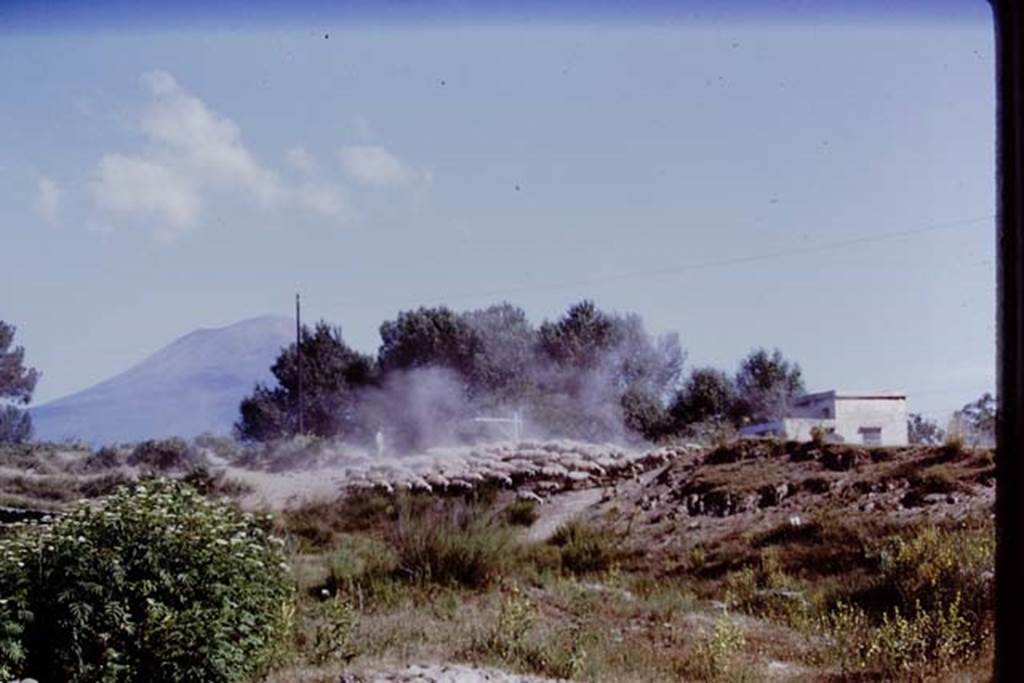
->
0 437 996 681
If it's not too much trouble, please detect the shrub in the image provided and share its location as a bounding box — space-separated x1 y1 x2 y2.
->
391 509 516 588
484 584 537 660
179 466 254 498
313 594 359 664
323 535 399 603
73 445 126 473
549 519 619 575
127 438 207 472
681 615 749 682
504 499 540 527
0 480 293 682
279 491 406 549
822 597 975 679
943 431 966 458
469 585 586 680
877 522 994 629
817 521 994 678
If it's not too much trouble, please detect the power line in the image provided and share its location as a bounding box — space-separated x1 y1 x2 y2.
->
345 213 994 310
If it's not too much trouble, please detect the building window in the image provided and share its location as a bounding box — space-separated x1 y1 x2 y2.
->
860 427 882 446
822 407 831 418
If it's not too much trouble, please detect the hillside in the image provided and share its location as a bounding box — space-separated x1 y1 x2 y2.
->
29 316 292 445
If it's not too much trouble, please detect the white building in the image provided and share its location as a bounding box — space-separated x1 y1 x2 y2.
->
740 390 908 446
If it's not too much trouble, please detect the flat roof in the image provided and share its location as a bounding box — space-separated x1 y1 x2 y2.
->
794 390 906 404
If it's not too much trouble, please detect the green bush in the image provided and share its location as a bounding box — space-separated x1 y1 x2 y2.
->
0 480 293 682
680 615 749 682
877 522 993 631
549 519 619 575
822 597 975 679
313 594 359 664
818 521 994 679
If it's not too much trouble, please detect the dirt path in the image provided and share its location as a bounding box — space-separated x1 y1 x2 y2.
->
526 487 604 542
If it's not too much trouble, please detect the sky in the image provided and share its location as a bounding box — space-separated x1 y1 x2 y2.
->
0 1 996 423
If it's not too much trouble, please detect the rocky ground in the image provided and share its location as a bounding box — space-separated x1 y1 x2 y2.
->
340 664 558 682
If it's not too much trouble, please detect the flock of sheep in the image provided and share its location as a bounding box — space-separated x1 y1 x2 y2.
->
335 439 700 495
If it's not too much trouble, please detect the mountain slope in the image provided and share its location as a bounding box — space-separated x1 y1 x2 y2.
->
30 316 293 445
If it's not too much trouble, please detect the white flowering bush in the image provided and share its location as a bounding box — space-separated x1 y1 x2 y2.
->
0 480 293 682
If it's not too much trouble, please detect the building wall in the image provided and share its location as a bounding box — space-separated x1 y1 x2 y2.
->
740 392 909 446
740 418 834 440
789 393 837 420
833 397 908 446
782 417 836 441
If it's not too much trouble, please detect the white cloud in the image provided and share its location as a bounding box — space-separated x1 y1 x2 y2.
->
35 176 61 226
93 154 200 233
338 145 419 187
286 146 318 174
92 70 347 239
138 70 282 205
293 180 349 218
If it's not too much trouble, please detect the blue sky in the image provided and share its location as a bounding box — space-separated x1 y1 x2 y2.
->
0 3 995 423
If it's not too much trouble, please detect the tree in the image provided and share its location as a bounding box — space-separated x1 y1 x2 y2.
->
621 388 671 441
535 301 683 440
669 367 738 429
952 392 996 446
377 306 479 379
0 405 33 444
235 321 375 441
0 322 39 444
733 348 804 423
461 303 538 405
907 412 945 445
537 301 617 373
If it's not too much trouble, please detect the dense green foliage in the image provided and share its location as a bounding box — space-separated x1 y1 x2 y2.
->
0 481 292 682
236 322 376 441
238 301 688 447
669 367 738 427
0 321 38 445
732 348 805 423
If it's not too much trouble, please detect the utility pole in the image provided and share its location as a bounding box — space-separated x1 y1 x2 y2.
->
296 292 303 435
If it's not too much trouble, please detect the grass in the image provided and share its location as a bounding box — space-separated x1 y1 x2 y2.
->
0 441 995 682
503 498 540 527
390 510 517 588
548 518 621 575
262 460 995 682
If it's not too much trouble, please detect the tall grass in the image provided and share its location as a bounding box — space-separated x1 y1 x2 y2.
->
390 507 518 588
549 518 620 575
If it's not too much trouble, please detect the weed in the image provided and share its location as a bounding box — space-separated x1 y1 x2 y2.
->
313 594 359 664
681 614 749 682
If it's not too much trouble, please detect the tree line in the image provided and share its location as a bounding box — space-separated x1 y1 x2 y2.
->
235 301 806 450
0 313 996 448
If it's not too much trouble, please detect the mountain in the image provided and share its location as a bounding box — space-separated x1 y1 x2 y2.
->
30 316 294 445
